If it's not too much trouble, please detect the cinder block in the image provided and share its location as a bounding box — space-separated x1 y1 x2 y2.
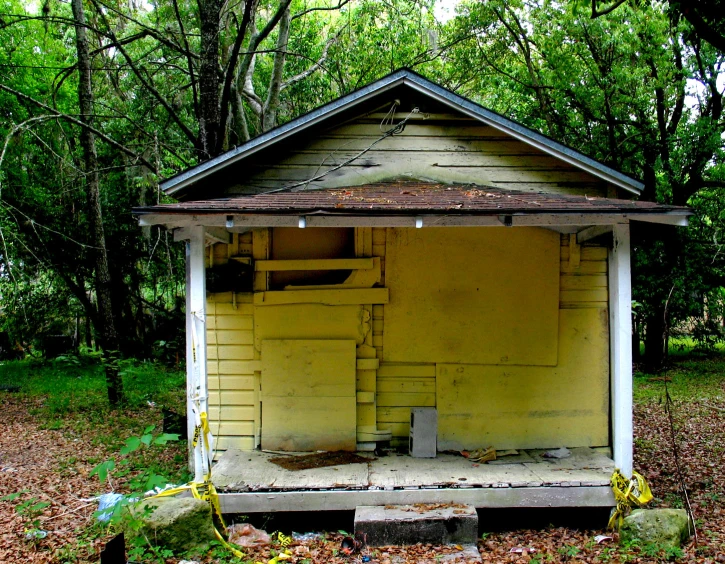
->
354 504 478 546
409 407 437 458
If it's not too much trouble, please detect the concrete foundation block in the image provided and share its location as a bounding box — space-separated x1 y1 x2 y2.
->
409 407 437 458
354 504 478 546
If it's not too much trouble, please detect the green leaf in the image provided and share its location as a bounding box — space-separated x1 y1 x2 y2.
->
90 459 115 482
144 473 168 491
120 436 142 455
153 433 180 445
143 425 155 434
0 491 24 502
140 433 153 446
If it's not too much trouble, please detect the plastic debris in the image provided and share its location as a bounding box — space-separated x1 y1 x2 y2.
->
362 556 372 563
292 531 322 541
541 447 571 459
227 523 271 547
24 529 47 540
96 493 126 522
509 547 536 554
462 446 496 463
594 534 613 544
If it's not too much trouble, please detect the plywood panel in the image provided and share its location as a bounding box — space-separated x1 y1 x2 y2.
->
261 339 357 451
261 340 357 398
262 397 357 452
436 308 610 451
384 227 559 365
254 304 366 350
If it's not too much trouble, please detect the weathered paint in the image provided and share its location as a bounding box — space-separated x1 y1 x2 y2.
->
228 114 612 197
205 227 611 455
383 227 560 366
436 308 610 451
261 339 357 451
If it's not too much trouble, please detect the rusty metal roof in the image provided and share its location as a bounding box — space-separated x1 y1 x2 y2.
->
136 183 687 217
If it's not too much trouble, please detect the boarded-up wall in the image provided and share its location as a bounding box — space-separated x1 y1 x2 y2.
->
205 227 610 454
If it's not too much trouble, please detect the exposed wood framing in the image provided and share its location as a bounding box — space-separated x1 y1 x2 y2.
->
577 225 613 244
255 258 375 271
608 224 633 478
218 486 615 514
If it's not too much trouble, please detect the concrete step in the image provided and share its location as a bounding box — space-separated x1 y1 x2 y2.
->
354 503 478 546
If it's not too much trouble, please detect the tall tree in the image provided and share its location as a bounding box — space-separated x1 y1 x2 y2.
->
70 0 123 403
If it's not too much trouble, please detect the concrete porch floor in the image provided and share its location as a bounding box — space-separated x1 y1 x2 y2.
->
213 447 616 514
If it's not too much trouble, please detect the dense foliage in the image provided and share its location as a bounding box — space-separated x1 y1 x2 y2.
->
0 0 724 395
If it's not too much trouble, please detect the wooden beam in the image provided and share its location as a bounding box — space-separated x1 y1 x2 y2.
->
143 212 688 230
577 225 613 244
609 224 633 478
630 214 689 226
218 486 615 514
187 226 209 482
205 227 231 245
255 258 374 271
253 288 389 306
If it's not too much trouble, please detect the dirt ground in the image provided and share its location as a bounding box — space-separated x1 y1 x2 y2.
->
1 377 725 563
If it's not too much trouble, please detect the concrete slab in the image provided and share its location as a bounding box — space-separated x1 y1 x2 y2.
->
369 453 541 488
355 504 478 546
213 450 371 491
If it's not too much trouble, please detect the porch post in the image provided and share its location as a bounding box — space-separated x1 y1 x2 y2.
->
608 223 633 478
185 225 209 482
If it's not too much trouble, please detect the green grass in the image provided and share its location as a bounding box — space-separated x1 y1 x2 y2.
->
0 356 185 415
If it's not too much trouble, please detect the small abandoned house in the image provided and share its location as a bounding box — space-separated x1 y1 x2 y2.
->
136 70 690 514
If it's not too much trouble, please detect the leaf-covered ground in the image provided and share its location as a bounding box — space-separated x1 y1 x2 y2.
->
1 357 725 563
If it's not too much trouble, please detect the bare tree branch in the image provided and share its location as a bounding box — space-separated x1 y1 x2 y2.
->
0 84 157 172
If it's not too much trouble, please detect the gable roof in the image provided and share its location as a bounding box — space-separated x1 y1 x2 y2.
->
161 69 644 199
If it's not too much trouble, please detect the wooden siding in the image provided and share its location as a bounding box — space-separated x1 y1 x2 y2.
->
228 114 611 197
205 227 610 454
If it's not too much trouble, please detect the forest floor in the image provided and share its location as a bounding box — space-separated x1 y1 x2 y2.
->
1 352 724 563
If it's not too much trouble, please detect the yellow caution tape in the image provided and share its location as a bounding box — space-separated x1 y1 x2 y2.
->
608 469 653 530
150 410 243 558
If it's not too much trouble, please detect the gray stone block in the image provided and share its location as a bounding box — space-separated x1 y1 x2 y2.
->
410 408 437 458
127 496 217 553
355 504 478 546
620 508 693 549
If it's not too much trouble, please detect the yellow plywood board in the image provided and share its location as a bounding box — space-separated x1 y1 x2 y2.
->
261 340 356 398
254 288 388 306
255 258 374 271
436 308 610 451
261 339 357 451
254 304 366 351
262 397 357 452
384 227 559 365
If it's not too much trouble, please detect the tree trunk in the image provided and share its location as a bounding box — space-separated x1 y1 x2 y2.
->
71 0 124 405
198 0 224 160
262 6 291 132
643 309 666 372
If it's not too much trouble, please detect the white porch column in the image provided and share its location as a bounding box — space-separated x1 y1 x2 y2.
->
185 225 209 481
608 223 633 478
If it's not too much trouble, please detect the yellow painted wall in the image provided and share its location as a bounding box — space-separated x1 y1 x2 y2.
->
205 227 610 454
383 227 560 366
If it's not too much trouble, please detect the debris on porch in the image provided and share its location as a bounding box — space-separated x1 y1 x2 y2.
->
269 451 372 471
